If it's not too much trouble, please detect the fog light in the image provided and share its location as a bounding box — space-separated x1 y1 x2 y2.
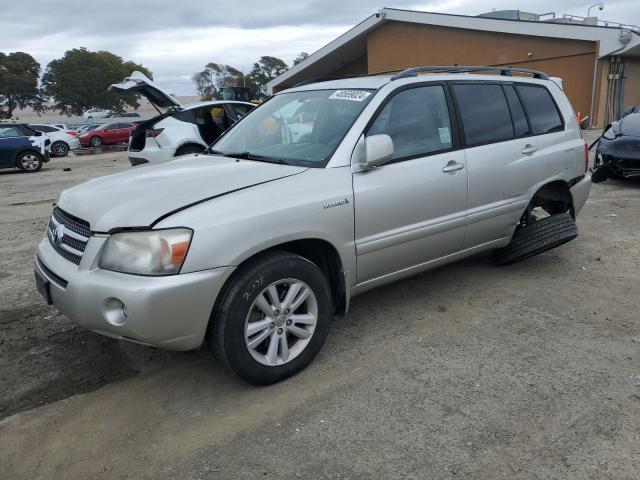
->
103 298 128 326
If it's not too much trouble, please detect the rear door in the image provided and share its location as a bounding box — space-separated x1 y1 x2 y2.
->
118 123 134 143
102 124 119 143
450 82 544 248
353 83 468 283
0 126 29 167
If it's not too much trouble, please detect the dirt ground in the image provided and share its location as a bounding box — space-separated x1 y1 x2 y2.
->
1 133 639 479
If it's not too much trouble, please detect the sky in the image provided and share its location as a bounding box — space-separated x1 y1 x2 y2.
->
1 1 639 95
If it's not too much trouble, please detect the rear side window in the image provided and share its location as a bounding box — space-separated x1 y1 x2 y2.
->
502 85 530 137
452 84 514 146
516 85 563 135
30 125 57 133
232 104 253 118
368 85 453 160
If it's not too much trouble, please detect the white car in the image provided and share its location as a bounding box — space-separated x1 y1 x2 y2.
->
82 108 111 119
109 71 255 165
28 124 80 157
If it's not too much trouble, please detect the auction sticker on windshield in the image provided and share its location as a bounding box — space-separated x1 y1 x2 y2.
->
329 90 372 102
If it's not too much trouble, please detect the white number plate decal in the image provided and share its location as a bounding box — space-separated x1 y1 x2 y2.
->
329 90 371 102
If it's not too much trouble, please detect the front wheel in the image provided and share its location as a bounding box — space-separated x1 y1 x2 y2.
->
211 252 332 384
90 136 102 147
16 151 43 172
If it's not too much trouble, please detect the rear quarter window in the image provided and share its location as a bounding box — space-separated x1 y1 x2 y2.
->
516 85 564 135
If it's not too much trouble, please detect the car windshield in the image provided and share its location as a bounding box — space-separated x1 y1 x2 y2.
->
212 88 375 167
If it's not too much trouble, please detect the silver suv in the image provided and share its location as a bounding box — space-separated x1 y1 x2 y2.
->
35 67 592 384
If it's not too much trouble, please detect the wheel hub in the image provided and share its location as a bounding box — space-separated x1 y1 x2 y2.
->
244 278 318 366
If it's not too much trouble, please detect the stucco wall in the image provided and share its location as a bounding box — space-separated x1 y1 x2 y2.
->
623 57 640 109
366 21 598 125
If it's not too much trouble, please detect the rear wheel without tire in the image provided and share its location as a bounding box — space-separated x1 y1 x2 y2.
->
493 212 578 266
51 141 69 157
16 151 43 172
175 144 205 156
211 251 332 385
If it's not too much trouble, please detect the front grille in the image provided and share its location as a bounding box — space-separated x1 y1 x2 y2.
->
47 207 92 265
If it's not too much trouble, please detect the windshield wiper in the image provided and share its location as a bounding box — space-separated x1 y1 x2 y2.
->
211 150 290 165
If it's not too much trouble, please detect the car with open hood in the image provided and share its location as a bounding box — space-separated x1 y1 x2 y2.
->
594 106 640 180
109 71 255 165
35 66 591 384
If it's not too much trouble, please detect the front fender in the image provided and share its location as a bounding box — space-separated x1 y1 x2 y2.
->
156 167 357 283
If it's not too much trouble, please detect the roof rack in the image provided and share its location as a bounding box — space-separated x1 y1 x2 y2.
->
390 66 550 81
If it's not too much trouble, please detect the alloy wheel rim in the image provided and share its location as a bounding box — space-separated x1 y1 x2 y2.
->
244 278 318 366
21 154 40 171
53 143 67 156
91 137 101 146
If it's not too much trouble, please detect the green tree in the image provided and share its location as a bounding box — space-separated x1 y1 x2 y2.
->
41 48 152 116
192 62 245 100
0 52 44 119
292 52 309 66
247 56 288 93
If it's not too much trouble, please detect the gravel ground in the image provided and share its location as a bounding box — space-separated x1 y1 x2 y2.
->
1 134 640 479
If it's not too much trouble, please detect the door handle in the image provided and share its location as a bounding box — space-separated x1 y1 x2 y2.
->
442 161 465 173
522 144 537 155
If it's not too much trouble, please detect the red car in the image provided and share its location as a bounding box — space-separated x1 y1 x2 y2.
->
78 122 137 147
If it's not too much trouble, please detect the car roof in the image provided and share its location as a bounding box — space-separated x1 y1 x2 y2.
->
281 72 558 94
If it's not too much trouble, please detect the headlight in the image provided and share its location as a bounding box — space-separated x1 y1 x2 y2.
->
602 127 616 140
99 228 192 275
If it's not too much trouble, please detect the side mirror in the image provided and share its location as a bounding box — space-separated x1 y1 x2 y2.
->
365 134 394 168
352 134 394 172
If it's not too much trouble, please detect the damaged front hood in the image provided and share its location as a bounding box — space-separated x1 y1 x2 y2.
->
57 156 307 232
620 112 640 137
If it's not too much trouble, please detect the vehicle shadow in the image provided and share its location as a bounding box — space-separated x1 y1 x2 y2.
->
1 248 549 421
0 170 24 176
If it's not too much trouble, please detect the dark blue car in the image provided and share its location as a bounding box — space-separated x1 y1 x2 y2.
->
0 123 50 172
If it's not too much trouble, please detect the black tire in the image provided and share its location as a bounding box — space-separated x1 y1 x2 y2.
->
175 144 205 156
51 141 69 157
15 151 43 172
90 136 102 147
211 251 332 385
494 213 578 266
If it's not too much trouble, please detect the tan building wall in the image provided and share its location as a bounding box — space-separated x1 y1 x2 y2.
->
366 21 598 124
623 58 640 109
592 57 640 127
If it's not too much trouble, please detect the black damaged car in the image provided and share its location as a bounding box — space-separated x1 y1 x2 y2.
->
594 106 640 181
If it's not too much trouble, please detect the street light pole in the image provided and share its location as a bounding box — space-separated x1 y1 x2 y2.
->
587 2 604 17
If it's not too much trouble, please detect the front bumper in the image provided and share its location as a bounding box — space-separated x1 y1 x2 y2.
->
35 236 234 351
596 137 640 179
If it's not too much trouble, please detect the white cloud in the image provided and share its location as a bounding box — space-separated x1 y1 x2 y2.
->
1 0 639 95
